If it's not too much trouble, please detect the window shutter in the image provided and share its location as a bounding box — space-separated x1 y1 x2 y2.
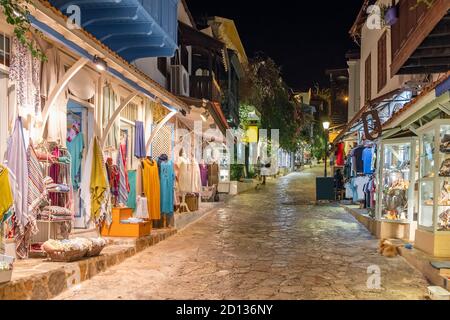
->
378 32 387 92
365 54 372 103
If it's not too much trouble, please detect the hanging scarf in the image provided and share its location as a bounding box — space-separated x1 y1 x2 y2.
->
117 146 129 205
90 137 112 226
80 137 94 225
6 118 29 233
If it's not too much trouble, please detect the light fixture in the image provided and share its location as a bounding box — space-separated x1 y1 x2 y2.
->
344 96 349 102
201 110 210 122
322 121 330 130
93 55 107 71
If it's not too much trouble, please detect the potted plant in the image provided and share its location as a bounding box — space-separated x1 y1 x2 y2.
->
383 4 399 26
0 255 14 284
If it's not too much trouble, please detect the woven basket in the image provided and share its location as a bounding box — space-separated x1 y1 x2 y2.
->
85 244 106 258
46 249 88 262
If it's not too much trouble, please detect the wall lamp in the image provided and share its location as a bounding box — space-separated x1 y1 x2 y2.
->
93 55 107 71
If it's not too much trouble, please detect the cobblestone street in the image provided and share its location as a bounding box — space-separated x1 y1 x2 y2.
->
55 166 429 300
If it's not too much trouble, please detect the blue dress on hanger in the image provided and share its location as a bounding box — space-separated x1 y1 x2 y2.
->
159 160 175 215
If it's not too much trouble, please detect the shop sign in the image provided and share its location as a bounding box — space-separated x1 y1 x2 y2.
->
242 126 259 143
362 110 382 141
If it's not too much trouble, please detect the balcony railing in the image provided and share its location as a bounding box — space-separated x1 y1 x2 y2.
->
190 76 222 102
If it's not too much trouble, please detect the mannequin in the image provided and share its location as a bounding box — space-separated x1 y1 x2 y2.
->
176 149 191 213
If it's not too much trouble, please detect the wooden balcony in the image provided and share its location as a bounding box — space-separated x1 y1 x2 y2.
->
190 75 222 103
391 0 450 75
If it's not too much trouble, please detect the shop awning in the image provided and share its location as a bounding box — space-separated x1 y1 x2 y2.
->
178 96 230 135
332 89 403 145
48 0 179 61
382 73 450 135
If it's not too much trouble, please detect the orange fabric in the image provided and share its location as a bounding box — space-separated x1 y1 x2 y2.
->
142 159 161 220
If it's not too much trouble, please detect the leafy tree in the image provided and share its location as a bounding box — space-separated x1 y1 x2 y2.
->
240 54 306 152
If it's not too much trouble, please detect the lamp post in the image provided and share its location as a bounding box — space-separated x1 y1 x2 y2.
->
322 121 330 177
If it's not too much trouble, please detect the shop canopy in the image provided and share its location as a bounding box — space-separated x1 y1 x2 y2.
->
49 0 179 62
332 89 408 144
382 73 450 138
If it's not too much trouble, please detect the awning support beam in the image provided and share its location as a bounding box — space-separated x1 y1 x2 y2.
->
40 57 89 137
101 92 139 148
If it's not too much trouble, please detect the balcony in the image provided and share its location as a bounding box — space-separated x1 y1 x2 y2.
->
190 75 222 103
391 0 450 75
49 0 179 62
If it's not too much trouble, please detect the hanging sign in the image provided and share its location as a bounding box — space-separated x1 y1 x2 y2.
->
362 110 382 141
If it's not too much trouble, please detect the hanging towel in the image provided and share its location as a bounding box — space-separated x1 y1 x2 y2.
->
67 132 85 189
90 137 111 225
27 144 45 218
6 118 30 233
80 137 94 225
0 166 13 221
126 170 137 210
117 146 129 205
134 121 146 158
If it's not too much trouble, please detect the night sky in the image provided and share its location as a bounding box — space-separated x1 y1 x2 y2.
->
188 0 363 90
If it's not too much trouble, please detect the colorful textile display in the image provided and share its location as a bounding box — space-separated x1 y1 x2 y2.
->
80 138 94 224
199 164 208 187
176 156 192 193
0 166 13 221
6 118 37 259
90 137 112 225
6 118 30 233
126 170 137 210
67 132 84 189
27 144 46 218
160 160 175 215
208 162 219 186
10 37 41 119
134 121 146 158
117 144 129 205
142 159 161 220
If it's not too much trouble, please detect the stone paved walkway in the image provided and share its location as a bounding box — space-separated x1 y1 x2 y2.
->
55 166 429 300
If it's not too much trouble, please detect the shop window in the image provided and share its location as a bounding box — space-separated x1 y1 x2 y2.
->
377 32 387 93
0 33 11 68
365 54 372 103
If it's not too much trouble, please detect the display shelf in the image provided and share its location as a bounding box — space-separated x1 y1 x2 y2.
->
376 137 416 223
418 119 450 235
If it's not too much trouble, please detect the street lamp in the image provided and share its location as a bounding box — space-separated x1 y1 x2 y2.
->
322 121 330 177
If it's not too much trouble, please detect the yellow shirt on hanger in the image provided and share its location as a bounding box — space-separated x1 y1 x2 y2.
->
142 159 161 221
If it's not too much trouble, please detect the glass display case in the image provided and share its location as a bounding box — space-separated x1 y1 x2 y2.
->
376 138 417 222
418 120 450 232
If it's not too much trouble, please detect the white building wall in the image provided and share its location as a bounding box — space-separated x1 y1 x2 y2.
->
347 59 360 122
359 0 420 110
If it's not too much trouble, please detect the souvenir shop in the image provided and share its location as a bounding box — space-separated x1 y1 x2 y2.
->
339 140 377 211
336 74 450 256
0 7 216 261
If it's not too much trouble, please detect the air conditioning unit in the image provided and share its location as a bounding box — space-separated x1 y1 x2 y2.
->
170 65 190 97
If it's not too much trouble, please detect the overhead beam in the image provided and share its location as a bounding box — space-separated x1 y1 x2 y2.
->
101 92 139 148
40 57 89 137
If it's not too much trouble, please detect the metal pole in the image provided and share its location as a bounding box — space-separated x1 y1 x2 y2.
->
324 130 328 177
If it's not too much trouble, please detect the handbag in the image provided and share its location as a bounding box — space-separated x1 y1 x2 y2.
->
439 159 450 177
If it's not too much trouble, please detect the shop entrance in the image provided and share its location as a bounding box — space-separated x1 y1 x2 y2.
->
67 99 94 229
